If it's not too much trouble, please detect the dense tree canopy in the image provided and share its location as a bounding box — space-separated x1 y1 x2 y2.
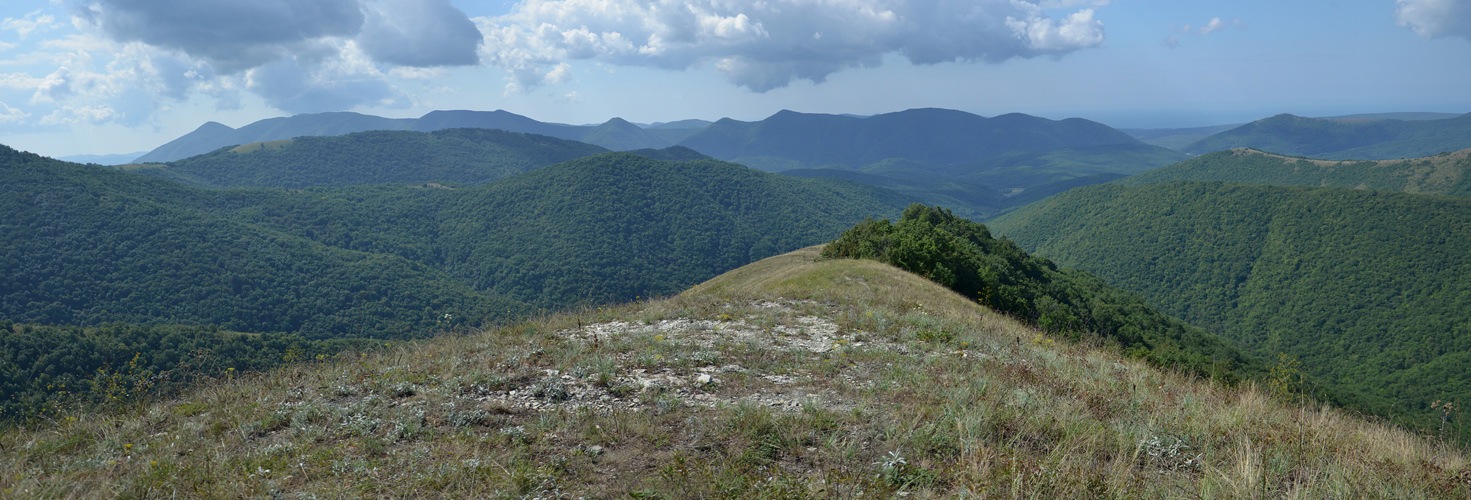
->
823 204 1257 382
990 181 1471 436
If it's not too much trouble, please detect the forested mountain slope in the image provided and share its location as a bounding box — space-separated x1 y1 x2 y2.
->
822 204 1255 382
217 152 911 307
1123 147 1471 197
134 128 608 188
989 181 1471 429
1184 113 1471 159
5 145 906 333
0 145 522 338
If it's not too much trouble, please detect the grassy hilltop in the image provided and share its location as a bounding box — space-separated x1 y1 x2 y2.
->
4 245 1467 498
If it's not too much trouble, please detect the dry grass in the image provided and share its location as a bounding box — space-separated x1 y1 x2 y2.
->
3 245 1468 498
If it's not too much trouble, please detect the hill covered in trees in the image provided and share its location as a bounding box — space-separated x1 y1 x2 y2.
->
1183 113 1471 159
5 145 905 333
988 181 1471 433
1122 147 1471 197
131 128 609 188
1 145 521 338
213 152 909 306
823 205 1255 382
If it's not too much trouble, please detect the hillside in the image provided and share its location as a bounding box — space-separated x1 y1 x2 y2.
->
4 145 905 333
0 145 522 338
214 152 911 307
988 181 1471 434
4 245 1467 497
134 128 609 188
134 110 676 163
821 205 1254 382
1184 113 1471 159
1123 147 1471 197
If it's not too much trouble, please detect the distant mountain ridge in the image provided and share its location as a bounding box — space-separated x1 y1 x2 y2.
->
133 110 700 163
671 107 1185 217
130 107 1185 218
677 108 1145 168
135 128 610 188
1184 112 1471 159
1123 147 1471 197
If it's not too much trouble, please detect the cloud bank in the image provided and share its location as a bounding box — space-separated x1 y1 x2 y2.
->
50 0 482 114
1397 0 1471 40
477 0 1107 92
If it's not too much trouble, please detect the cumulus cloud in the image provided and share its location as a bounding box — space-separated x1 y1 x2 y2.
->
0 101 30 123
357 0 483 67
70 0 367 74
59 0 480 114
2 10 62 39
245 41 412 113
476 0 1107 93
1199 17 1228 34
1164 16 1243 47
1397 0 1471 40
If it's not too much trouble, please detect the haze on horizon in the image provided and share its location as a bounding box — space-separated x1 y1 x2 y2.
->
2 0 1469 158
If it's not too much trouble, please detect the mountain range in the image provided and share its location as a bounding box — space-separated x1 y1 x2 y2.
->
129 107 1187 217
1181 112 1471 159
1123 147 1471 197
133 110 705 163
130 128 612 189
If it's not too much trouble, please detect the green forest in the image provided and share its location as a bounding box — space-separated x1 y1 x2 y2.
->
0 321 383 422
2 144 908 423
1124 148 1471 197
989 181 1471 435
823 204 1257 382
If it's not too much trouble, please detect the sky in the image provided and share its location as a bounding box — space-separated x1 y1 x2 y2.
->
1 0 1470 158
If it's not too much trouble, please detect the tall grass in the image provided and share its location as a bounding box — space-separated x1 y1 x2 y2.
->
2 246 1466 498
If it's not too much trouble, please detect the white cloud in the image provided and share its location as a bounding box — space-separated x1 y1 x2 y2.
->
1397 0 1471 40
1165 16 1243 47
0 101 30 123
51 0 481 115
357 0 483 67
1199 17 1227 35
244 40 411 113
476 0 1106 93
38 103 114 125
2 10 61 39
1038 0 1110 8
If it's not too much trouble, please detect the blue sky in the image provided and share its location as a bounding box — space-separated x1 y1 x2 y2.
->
2 0 1469 158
